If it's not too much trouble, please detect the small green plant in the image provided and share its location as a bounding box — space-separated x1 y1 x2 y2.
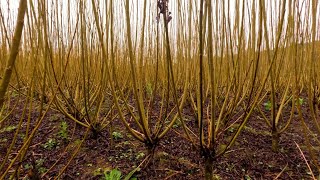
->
24 163 31 170
42 138 58 150
112 131 123 140
38 167 48 174
104 169 122 180
263 100 272 111
0 125 17 133
227 127 235 133
288 97 304 106
0 138 8 143
57 121 68 140
35 159 48 174
298 97 304 105
103 168 139 180
244 175 251 180
212 174 222 180
135 152 145 160
173 119 182 128
146 82 153 97
10 90 19 98
19 133 26 139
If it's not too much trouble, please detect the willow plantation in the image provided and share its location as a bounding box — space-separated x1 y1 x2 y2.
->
0 0 319 179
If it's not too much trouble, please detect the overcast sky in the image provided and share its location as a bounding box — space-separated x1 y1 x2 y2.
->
1 0 319 51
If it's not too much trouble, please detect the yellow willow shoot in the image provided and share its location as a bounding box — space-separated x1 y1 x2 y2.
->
0 0 27 109
0 8 62 178
124 0 152 143
91 0 145 142
308 0 320 135
304 0 320 172
41 0 117 135
258 0 295 152
91 0 191 156
191 0 294 179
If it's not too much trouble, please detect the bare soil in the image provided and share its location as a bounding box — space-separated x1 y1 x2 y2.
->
0 95 319 180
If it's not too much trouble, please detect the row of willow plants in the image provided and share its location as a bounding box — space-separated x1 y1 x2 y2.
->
0 0 73 179
0 0 319 179
0 0 96 178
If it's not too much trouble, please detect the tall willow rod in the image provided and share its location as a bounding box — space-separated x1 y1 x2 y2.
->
0 0 27 109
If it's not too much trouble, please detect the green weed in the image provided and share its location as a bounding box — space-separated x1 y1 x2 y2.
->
36 159 48 174
0 125 17 133
263 101 272 111
173 119 182 128
135 152 145 160
57 121 68 140
42 138 58 150
104 169 122 180
112 131 123 140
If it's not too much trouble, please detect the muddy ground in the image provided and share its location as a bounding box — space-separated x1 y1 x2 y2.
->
0 95 319 180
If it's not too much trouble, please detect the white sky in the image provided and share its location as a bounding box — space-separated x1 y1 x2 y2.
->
0 0 319 54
